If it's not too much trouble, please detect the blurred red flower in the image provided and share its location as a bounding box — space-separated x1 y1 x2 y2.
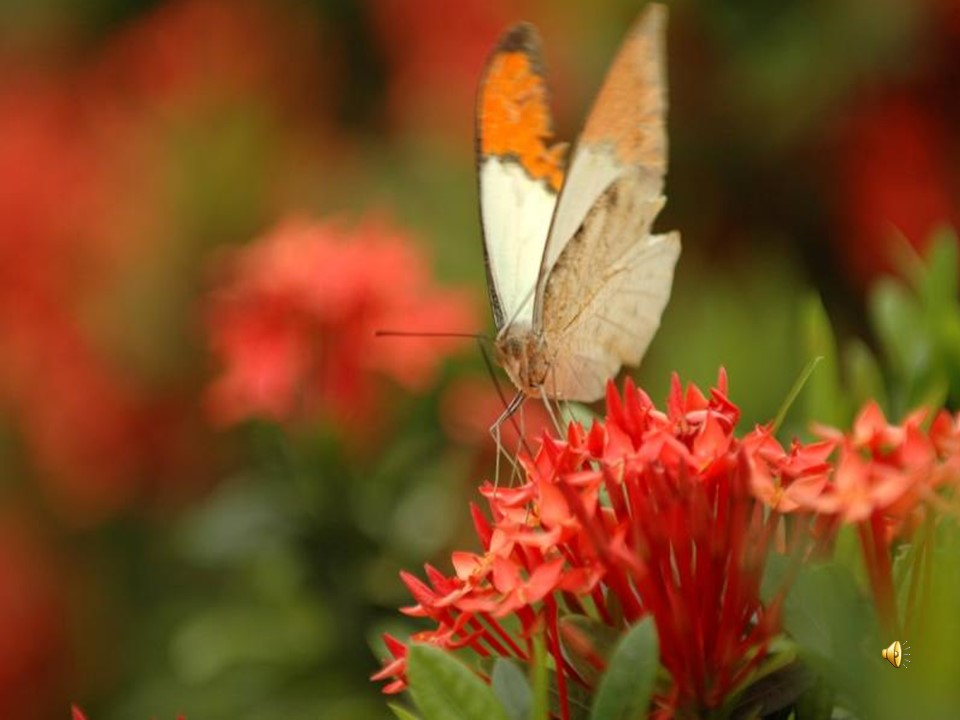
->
0 0 338 521
439 377 556 484
206 217 477 430
88 0 327 122
834 0 960 288
0 512 68 720
368 0 515 138
836 91 960 285
0 74 164 520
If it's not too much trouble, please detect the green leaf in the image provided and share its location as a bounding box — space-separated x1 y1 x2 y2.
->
772 355 823 434
831 524 870 589
589 618 659 720
759 552 792 604
530 629 549 720
723 654 809 720
780 563 883 718
801 294 844 426
389 702 422 720
843 339 887 413
794 674 836 720
917 228 959 309
870 278 927 409
407 644 509 720
491 659 532 720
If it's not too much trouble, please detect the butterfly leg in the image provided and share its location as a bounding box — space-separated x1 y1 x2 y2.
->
489 390 526 489
538 385 566 436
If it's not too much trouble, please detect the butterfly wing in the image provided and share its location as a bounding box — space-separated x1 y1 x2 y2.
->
535 3 680 400
476 23 566 330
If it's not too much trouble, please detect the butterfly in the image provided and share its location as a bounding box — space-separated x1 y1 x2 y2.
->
477 3 680 405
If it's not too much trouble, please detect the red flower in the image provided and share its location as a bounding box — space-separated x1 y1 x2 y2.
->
836 90 960 286
807 402 955 633
88 0 327 122
376 373 797 718
377 374 960 716
368 0 517 138
0 73 174 521
206 217 477 431
0 512 68 720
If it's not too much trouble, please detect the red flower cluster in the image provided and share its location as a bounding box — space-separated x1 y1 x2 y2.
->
368 0 516 138
834 0 960 287
0 0 333 522
88 0 326 122
375 373 960 718
799 402 959 633
206 217 477 430
0 512 67 720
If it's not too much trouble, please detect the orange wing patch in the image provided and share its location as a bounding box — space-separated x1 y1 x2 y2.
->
478 26 566 192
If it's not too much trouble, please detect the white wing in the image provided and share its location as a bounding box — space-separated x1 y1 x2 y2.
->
476 23 565 329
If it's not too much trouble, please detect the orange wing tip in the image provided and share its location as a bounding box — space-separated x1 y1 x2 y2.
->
478 24 565 191
580 2 668 167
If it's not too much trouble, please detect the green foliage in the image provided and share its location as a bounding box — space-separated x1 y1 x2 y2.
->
491 660 533 720
407 645 509 720
780 563 883 718
588 619 659 720
801 294 844 427
798 231 960 428
389 703 421 720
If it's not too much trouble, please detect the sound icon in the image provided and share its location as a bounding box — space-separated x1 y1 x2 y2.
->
881 640 911 668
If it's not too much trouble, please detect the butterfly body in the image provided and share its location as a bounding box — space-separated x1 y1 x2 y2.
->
478 4 679 402
494 323 549 396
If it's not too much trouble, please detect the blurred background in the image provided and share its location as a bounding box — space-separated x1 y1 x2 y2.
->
1 0 959 717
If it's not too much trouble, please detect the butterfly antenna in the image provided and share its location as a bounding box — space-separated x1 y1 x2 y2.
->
375 330 490 340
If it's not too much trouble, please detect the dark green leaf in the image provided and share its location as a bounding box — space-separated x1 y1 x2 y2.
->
781 563 882 718
870 278 927 407
794 674 836 720
407 644 509 720
917 228 959 309
843 339 887 414
491 659 532 720
760 552 792 605
531 630 550 720
773 355 823 434
726 657 810 720
589 618 658 720
389 702 422 720
801 294 844 426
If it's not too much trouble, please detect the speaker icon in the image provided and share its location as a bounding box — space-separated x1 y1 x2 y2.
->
881 640 911 668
